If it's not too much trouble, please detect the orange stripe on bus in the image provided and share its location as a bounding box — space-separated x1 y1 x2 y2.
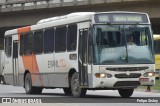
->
17 26 43 86
17 26 31 41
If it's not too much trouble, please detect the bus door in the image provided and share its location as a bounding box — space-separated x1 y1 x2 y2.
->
79 29 89 87
13 40 19 85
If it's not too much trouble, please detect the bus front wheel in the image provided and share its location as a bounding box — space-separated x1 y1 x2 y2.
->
118 88 134 98
24 73 42 94
71 72 86 97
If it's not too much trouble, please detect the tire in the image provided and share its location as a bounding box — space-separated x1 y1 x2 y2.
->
63 88 72 95
1 76 6 84
71 72 86 97
0 76 2 84
24 73 42 94
118 89 134 98
34 87 43 94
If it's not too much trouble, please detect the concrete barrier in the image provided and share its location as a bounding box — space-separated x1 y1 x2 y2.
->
0 0 148 12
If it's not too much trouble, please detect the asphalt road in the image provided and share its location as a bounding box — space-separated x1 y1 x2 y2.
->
0 84 160 105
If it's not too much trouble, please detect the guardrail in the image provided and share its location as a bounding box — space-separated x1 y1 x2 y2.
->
0 0 147 12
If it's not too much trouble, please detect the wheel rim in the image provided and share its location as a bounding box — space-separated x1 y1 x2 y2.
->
73 78 79 92
25 77 31 92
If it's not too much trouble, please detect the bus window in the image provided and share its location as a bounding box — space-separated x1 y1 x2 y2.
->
34 31 43 54
5 37 12 57
125 25 153 63
108 32 119 47
55 26 67 52
67 24 77 51
0 37 4 50
20 34 24 55
24 33 34 55
44 29 54 53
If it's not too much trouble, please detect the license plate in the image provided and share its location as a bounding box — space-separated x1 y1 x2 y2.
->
139 78 149 82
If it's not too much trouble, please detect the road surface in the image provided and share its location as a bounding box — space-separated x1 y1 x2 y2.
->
0 84 160 105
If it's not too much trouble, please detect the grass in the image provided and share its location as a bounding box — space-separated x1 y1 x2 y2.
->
138 80 160 90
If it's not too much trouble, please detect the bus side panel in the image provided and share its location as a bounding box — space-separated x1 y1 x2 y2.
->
18 55 25 86
4 36 14 85
17 26 44 87
20 54 45 87
4 56 14 85
0 50 4 76
54 51 72 87
34 54 55 87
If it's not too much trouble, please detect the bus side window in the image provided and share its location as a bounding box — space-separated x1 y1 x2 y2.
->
5 37 12 57
44 29 54 53
55 26 67 52
20 34 24 55
34 31 43 54
24 33 34 55
88 29 93 64
0 37 4 49
67 24 77 51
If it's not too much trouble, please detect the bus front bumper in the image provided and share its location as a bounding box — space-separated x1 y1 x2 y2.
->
91 76 155 89
139 77 155 86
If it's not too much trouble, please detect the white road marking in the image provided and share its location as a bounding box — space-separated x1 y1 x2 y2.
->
11 91 22 93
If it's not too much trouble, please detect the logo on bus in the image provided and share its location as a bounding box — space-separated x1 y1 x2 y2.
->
48 59 66 68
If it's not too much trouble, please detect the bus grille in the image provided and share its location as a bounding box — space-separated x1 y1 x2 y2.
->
106 67 148 72
113 81 140 87
115 73 141 78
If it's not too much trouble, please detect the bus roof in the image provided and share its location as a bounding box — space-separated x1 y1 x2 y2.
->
37 12 95 24
4 11 149 37
37 11 148 24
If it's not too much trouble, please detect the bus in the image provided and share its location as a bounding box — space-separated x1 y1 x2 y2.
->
153 34 160 79
0 50 5 83
3 12 155 98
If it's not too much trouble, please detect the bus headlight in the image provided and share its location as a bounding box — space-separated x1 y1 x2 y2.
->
95 73 112 78
95 73 106 78
148 72 154 77
100 73 106 78
143 72 155 77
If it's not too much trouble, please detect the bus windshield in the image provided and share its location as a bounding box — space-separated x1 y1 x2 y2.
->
93 24 154 64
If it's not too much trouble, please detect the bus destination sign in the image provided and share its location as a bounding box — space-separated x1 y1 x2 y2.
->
95 13 149 23
113 15 142 22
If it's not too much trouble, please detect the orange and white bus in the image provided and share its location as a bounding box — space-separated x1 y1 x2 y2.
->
4 12 155 98
0 50 5 83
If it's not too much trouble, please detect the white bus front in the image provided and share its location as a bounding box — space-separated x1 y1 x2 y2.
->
79 13 155 98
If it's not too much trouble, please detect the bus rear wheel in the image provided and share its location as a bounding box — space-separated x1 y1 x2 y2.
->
71 72 86 97
118 88 134 98
24 73 42 94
